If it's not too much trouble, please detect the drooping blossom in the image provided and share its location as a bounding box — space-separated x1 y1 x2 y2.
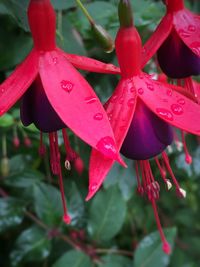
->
87 0 200 254
142 0 200 78
0 0 125 223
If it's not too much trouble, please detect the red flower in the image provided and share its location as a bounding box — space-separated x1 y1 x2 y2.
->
142 0 200 78
0 0 124 223
87 0 200 253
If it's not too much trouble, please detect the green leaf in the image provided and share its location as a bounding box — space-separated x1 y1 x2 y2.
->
51 0 76 10
104 159 136 201
133 228 177 267
64 181 85 227
53 250 92 267
33 182 64 226
0 197 24 233
5 170 43 188
57 13 86 55
10 226 51 267
1 0 29 31
0 113 14 127
100 255 132 267
8 155 31 174
88 186 127 241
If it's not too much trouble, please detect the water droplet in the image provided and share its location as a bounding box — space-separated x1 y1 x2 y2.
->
127 98 135 107
0 88 5 94
119 97 124 104
90 183 98 191
146 83 154 91
156 108 174 121
142 47 146 54
139 74 144 79
177 98 185 105
96 136 117 159
191 42 200 56
110 94 118 103
52 57 58 65
178 29 190 38
138 88 144 95
166 89 172 96
107 112 113 121
128 78 133 84
61 80 74 93
85 96 97 104
171 104 183 115
130 86 135 93
188 24 196 32
94 113 103 120
0 107 6 115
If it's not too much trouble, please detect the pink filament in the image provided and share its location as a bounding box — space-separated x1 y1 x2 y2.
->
151 200 171 254
181 131 192 164
48 132 71 224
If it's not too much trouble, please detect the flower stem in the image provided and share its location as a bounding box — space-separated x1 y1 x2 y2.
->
2 134 7 157
76 0 94 25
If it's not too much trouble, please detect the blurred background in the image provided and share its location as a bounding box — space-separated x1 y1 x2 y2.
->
0 0 200 266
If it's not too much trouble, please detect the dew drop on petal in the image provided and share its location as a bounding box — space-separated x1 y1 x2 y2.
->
0 107 6 115
127 98 135 107
130 86 135 93
178 29 190 38
188 24 196 32
85 96 97 104
156 108 174 121
128 78 133 83
146 83 154 91
60 80 74 93
0 87 5 94
138 88 144 95
90 183 98 192
177 98 185 105
96 136 117 159
166 89 172 96
171 104 183 115
93 113 103 121
52 57 58 65
142 47 146 54
191 42 200 56
119 97 124 104
110 95 118 103
107 112 113 121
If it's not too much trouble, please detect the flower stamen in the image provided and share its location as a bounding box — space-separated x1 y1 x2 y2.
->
49 132 71 224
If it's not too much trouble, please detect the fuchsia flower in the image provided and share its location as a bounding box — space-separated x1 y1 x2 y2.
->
142 0 200 78
0 0 125 223
87 0 200 254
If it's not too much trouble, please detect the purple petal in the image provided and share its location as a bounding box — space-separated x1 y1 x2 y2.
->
120 99 173 160
20 75 66 132
157 30 200 78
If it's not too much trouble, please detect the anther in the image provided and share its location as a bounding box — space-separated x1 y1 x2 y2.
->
176 187 187 198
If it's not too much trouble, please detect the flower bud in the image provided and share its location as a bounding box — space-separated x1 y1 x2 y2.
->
118 0 133 28
0 157 9 177
91 24 114 53
74 156 84 175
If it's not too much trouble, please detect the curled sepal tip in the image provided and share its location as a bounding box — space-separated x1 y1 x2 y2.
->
91 24 114 53
118 0 133 28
